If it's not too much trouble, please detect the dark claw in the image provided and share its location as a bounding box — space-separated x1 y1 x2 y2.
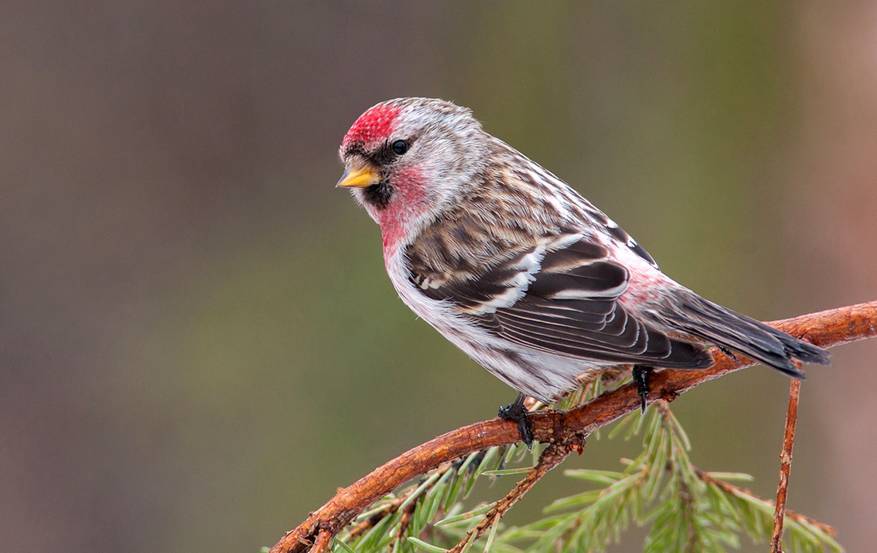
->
632 366 654 414
498 393 533 448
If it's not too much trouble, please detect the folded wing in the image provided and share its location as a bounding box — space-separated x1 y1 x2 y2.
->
410 234 713 369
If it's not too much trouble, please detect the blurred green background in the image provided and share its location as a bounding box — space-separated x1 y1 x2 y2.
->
2 2 876 552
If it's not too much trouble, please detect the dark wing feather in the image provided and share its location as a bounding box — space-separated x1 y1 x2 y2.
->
411 234 713 369
659 292 829 376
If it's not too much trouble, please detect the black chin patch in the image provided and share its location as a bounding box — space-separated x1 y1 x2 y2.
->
364 181 393 209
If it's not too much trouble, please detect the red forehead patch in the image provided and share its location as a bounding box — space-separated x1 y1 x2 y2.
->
342 104 401 149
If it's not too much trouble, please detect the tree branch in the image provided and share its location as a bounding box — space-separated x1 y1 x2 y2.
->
308 530 331 553
770 377 803 552
271 301 877 553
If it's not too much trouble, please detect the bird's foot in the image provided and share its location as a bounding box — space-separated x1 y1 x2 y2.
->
498 393 533 448
632 366 654 414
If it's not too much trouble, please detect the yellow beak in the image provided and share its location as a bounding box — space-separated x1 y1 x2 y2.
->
336 166 379 188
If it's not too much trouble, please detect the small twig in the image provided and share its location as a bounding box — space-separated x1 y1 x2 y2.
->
697 470 836 537
309 530 331 553
391 509 412 552
678 475 700 552
446 441 580 553
346 501 400 542
770 378 803 553
651 401 701 551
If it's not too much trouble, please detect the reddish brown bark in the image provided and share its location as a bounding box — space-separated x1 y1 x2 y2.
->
770 378 803 553
271 301 877 553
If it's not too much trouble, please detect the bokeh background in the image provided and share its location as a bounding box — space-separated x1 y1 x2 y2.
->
2 2 876 552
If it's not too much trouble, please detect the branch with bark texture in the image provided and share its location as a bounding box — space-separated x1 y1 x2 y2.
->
771 377 803 552
272 301 877 553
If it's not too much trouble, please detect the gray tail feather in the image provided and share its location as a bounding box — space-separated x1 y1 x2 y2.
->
666 292 830 378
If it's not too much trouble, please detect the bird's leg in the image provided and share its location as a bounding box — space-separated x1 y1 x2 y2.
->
498 393 533 448
632 365 654 414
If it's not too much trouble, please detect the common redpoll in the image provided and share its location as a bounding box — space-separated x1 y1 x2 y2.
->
337 97 829 444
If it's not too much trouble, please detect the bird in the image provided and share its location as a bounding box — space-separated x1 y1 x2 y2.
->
336 97 829 445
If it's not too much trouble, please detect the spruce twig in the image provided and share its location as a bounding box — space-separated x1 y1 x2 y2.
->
446 440 581 553
771 377 803 552
696 470 836 538
309 530 331 553
347 500 403 542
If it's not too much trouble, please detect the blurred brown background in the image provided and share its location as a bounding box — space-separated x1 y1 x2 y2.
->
1 2 876 552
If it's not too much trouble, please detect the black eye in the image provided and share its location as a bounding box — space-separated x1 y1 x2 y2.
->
391 139 409 155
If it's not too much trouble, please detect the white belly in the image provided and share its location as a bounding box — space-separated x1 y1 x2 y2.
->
383 248 607 401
